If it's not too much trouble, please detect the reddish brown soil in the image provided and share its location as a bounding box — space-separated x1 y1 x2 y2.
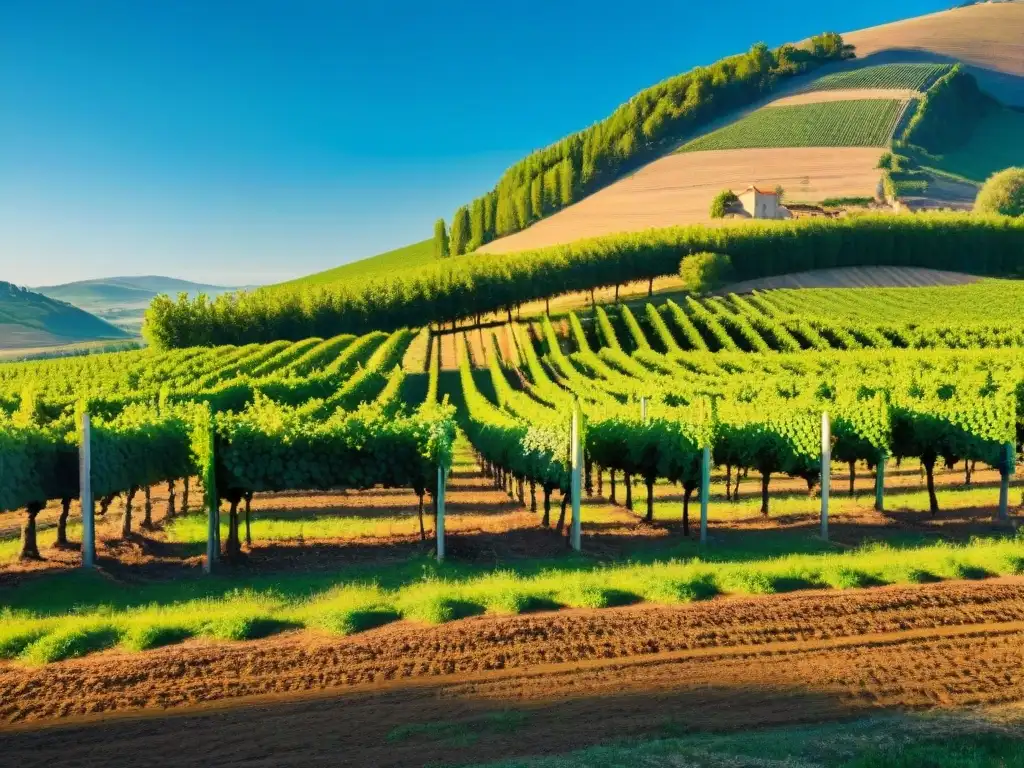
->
3 579 1024 766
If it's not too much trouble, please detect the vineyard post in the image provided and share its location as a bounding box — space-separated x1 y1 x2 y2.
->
570 402 582 552
437 464 447 561
997 442 1014 522
820 411 830 541
640 397 647 423
204 413 219 574
699 445 710 545
874 455 886 512
79 412 95 569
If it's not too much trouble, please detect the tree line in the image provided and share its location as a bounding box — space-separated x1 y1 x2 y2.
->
144 213 1024 349
434 33 853 257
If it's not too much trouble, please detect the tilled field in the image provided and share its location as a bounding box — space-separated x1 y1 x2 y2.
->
3 579 1024 766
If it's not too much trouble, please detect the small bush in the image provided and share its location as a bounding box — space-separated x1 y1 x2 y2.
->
204 615 295 641
318 608 400 635
709 189 739 218
877 152 893 170
975 167 1024 217
402 595 484 624
680 252 735 294
122 624 194 652
0 627 49 660
22 624 121 664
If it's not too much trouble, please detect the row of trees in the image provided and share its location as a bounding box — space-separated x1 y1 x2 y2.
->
145 213 1024 348
431 34 852 256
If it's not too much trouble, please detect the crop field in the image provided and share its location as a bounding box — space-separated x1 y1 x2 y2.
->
803 62 951 93
679 99 907 152
4 278 1024 765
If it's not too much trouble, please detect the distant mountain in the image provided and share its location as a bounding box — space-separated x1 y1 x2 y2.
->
34 276 248 335
35 276 238 306
0 281 130 351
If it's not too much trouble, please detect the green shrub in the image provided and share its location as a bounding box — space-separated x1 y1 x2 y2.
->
975 167 1024 217
22 624 121 664
877 152 893 170
680 252 735 294
709 189 739 218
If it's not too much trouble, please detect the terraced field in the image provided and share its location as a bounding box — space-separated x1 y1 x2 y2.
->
803 62 951 92
679 99 908 152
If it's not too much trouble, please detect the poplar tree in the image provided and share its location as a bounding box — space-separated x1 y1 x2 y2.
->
469 198 485 250
450 206 470 256
433 218 449 259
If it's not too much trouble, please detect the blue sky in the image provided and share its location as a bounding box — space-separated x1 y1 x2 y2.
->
0 0 951 287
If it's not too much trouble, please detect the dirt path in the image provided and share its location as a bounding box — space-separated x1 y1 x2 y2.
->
3 579 1024 766
767 88 919 107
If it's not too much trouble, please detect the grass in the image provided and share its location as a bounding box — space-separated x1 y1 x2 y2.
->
462 711 1024 767
678 99 906 152
2 533 1023 664
0 522 82 564
164 513 422 545
920 107 1024 183
272 239 435 290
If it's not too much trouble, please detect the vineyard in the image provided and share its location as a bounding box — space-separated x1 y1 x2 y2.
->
803 63 951 93
679 99 908 152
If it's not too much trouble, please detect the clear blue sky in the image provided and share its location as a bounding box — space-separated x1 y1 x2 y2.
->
0 0 951 287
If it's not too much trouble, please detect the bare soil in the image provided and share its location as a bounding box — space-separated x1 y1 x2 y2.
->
3 579 1024 766
478 148 884 254
766 88 919 107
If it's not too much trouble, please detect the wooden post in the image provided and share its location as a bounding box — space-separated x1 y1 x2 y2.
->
874 455 885 512
80 412 95 569
437 464 447 561
820 411 830 541
570 402 582 552
700 445 710 545
998 442 1014 522
204 413 219 574
640 397 648 423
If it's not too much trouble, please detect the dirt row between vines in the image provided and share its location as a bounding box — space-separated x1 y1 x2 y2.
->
3 579 1024 766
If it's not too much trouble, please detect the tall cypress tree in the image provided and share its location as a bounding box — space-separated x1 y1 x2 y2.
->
560 158 575 206
482 192 494 243
433 218 449 259
450 206 470 256
469 198 485 250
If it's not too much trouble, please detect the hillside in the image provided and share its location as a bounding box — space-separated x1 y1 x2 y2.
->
842 0 1024 107
273 239 434 289
36 276 242 334
0 282 130 351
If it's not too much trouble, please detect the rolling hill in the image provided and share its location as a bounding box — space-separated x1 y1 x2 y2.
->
256 4 1024 297
273 240 434 289
476 4 1024 254
36 276 244 334
0 282 131 351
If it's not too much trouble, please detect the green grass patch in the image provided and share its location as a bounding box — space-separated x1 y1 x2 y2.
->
21 622 121 664
679 99 905 152
922 107 1024 183
4 530 1024 664
273 239 434 290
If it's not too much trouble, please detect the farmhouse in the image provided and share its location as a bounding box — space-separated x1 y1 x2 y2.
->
738 185 784 219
